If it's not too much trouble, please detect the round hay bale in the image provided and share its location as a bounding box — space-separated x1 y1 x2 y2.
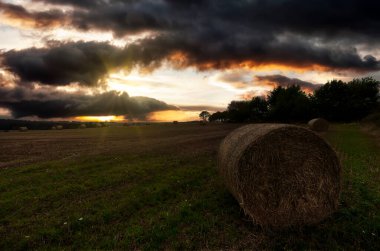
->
51 126 57 130
18 127 28 132
308 118 329 132
56 125 63 130
218 124 341 227
79 124 86 129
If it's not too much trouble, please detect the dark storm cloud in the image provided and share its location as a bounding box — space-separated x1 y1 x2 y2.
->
1 40 174 87
0 85 177 119
24 0 380 38
255 75 322 92
238 74 323 100
216 71 252 89
32 0 106 8
1 0 380 74
218 71 321 92
2 41 125 87
153 31 380 71
0 1 65 28
3 36 378 88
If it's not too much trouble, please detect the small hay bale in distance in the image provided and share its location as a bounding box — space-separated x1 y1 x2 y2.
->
18 127 28 132
218 124 341 228
308 118 329 132
79 124 86 129
51 126 57 130
56 125 63 130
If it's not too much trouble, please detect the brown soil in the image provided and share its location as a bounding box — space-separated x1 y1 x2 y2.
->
0 123 241 168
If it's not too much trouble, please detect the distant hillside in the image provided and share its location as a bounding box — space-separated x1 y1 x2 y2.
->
0 119 110 131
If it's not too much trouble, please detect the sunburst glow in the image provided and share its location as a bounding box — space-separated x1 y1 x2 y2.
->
75 116 125 122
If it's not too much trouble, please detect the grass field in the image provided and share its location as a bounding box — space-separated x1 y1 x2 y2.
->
0 124 379 250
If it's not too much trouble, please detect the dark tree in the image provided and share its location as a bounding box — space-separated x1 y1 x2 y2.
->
267 85 312 122
227 100 251 122
312 80 350 121
204 78 378 124
346 78 379 120
199 110 211 122
313 78 379 121
209 111 229 122
249 97 268 121
224 97 268 122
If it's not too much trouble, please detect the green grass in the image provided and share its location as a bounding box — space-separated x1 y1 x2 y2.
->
0 124 379 250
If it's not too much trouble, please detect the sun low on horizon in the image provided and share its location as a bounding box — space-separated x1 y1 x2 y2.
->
75 116 126 123
0 0 379 122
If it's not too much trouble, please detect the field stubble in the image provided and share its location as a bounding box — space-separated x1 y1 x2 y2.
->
0 123 379 250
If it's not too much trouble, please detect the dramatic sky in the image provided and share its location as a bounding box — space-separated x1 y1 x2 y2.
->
1 0 380 121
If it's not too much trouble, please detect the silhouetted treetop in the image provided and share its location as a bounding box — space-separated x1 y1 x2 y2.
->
209 77 379 123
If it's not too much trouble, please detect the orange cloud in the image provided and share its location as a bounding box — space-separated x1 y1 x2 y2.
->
239 90 268 100
166 51 332 73
0 107 11 117
148 110 199 122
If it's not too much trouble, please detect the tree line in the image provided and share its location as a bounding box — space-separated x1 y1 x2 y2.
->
208 77 379 123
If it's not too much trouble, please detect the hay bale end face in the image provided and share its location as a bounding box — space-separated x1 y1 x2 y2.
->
308 118 329 132
218 124 341 227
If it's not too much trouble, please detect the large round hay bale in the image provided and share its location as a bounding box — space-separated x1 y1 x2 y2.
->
218 124 341 227
56 125 63 130
308 118 329 132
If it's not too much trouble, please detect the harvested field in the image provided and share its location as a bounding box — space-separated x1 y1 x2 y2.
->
0 124 240 168
0 123 379 250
